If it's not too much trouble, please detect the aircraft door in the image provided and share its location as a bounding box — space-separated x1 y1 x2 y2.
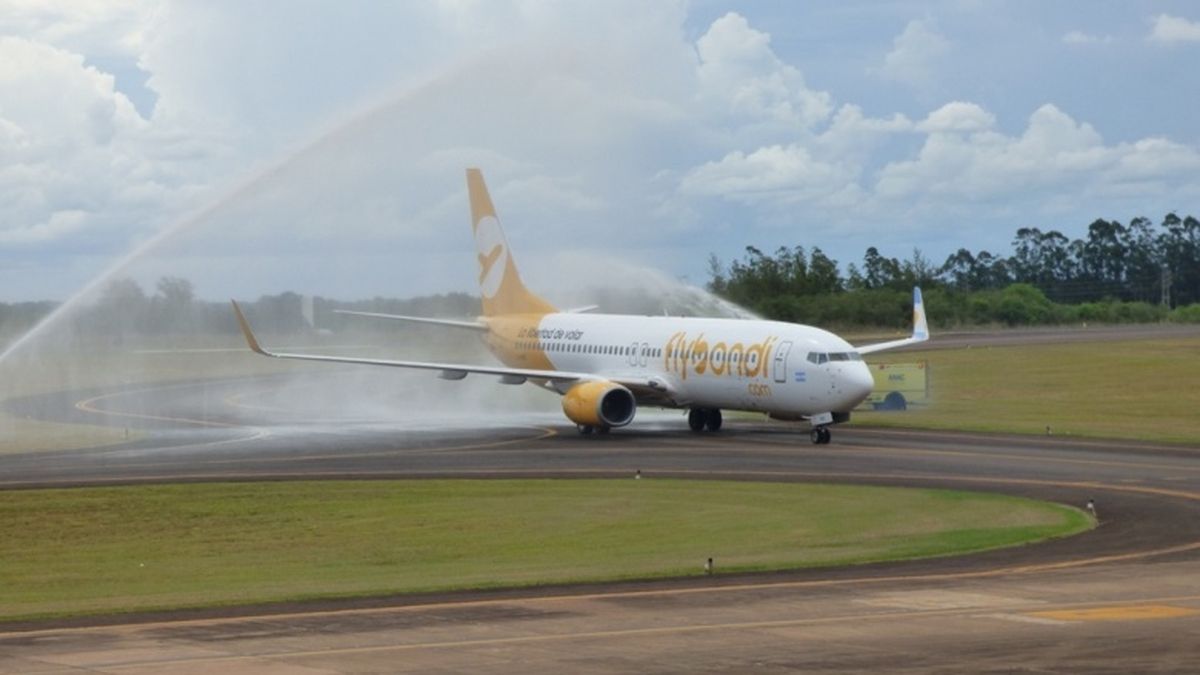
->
628 342 639 367
772 341 793 383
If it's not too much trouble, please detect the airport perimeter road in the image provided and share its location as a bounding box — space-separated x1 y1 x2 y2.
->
3 372 1200 672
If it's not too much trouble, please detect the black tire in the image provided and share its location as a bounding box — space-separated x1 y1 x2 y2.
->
705 409 723 432
810 428 823 444
578 424 594 435
883 391 907 411
688 409 706 432
819 427 832 444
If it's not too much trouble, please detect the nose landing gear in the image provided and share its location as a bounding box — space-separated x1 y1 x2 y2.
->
810 426 831 445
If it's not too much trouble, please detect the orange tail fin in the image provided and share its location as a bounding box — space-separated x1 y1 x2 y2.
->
467 168 557 317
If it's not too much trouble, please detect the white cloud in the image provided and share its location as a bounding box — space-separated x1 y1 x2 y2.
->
916 101 996 133
876 103 1199 201
879 19 950 89
0 0 151 59
680 144 854 203
1062 30 1112 45
2 3 1199 301
0 209 87 245
695 12 832 128
1149 14 1200 43
814 104 912 162
0 36 167 249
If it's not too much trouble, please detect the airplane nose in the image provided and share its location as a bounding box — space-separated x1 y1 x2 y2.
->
849 363 874 401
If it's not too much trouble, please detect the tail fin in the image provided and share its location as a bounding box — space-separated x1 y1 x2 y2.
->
467 168 557 317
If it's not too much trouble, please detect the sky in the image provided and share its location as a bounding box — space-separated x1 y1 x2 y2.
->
1 1 1198 304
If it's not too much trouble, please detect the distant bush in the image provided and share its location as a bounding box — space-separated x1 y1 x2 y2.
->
1066 300 1167 324
1169 304 1200 323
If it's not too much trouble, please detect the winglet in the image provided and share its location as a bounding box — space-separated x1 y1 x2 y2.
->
853 286 931 355
230 300 270 356
912 287 928 341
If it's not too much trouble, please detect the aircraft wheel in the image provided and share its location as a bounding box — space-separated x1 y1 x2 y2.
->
578 424 594 435
820 427 832 444
687 409 706 432
705 409 723 432
883 391 908 411
810 428 822 444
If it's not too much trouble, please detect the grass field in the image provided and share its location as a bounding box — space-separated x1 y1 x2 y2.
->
857 337 1200 444
6 333 1200 453
0 479 1090 622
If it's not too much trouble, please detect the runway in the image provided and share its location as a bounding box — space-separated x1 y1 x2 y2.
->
3 370 1200 672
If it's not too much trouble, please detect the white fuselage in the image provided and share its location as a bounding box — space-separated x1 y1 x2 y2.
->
488 313 875 418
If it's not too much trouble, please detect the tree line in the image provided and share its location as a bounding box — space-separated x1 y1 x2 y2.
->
3 211 1199 342
707 212 1200 327
0 276 482 345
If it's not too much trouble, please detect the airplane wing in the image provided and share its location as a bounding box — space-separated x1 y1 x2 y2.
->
233 301 668 394
855 287 930 355
333 309 488 331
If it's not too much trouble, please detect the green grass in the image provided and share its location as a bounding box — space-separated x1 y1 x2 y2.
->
0 479 1090 622
858 337 1200 444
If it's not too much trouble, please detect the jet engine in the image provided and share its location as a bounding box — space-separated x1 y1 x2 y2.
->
562 380 636 428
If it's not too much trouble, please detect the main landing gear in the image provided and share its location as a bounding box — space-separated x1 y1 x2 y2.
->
687 408 723 432
577 424 611 435
810 426 832 445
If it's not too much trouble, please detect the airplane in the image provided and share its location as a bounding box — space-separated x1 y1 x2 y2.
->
231 168 929 444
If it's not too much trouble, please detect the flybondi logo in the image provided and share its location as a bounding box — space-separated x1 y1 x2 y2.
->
663 332 777 381
474 215 508 299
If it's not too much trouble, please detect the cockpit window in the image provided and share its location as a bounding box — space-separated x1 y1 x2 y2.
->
828 352 862 362
807 351 861 364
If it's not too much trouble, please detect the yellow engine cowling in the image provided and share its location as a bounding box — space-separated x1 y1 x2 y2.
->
561 380 636 428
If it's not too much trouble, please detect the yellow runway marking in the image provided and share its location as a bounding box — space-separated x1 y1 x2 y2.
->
76 384 246 429
70 376 556 464
73 382 273 453
59 376 560 469
1029 604 1198 622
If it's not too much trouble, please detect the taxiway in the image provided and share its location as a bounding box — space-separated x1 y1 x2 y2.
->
2 370 1199 673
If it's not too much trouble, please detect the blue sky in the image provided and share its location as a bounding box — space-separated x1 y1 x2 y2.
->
1 1 1198 303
